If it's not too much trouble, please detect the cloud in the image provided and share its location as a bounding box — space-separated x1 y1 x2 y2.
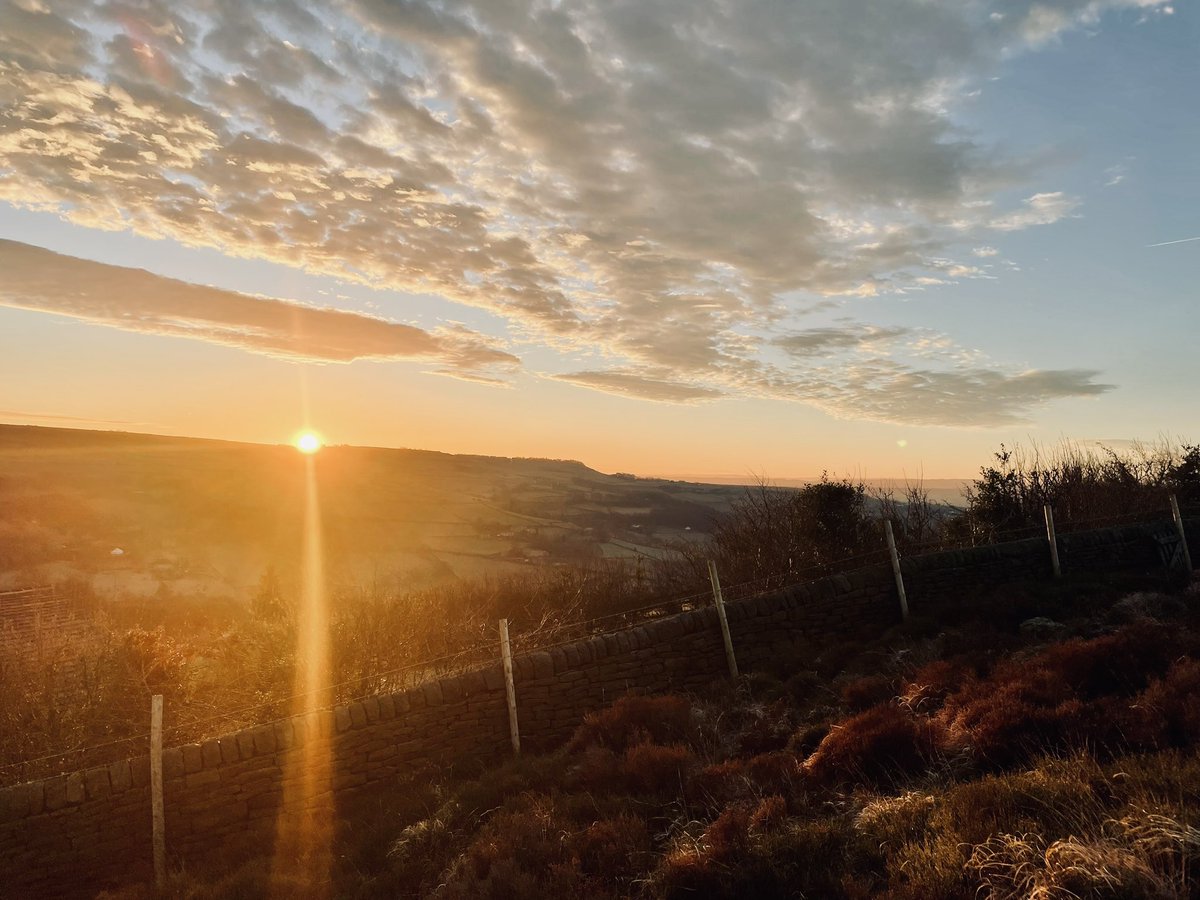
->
553 370 725 404
972 246 1000 257
0 0 1151 424
989 191 1081 231
795 365 1113 427
0 240 519 375
776 325 912 357
0 410 157 428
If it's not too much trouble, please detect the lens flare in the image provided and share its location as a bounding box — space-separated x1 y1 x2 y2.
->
271 453 333 895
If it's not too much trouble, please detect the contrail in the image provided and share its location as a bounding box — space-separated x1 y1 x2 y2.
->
1146 235 1200 247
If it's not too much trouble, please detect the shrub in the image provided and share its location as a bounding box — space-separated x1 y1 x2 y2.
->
439 794 641 899
1128 657 1200 750
567 694 694 754
650 815 866 900
804 705 945 787
735 701 797 755
840 674 896 711
901 658 975 710
570 814 653 879
622 742 695 795
935 623 1200 766
749 795 789 833
786 721 832 757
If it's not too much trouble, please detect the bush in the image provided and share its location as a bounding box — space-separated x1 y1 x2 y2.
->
1128 658 1200 750
567 694 695 754
622 742 695 795
650 814 868 900
934 623 1200 766
840 674 896 711
804 705 945 787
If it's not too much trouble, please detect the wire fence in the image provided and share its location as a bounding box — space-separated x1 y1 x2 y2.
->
1 500 1195 788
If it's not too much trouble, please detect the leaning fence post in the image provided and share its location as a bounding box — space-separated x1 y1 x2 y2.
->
706 561 739 678
884 521 910 621
1044 504 1062 579
498 619 521 755
150 694 165 888
1170 495 1194 573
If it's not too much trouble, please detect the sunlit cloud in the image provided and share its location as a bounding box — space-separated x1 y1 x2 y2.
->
0 240 519 377
989 192 1081 232
552 370 726 404
0 0 1156 425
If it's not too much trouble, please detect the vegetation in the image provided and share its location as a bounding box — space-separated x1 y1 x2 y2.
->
2 435 1199 894
3 439 1199 786
96 575 1200 899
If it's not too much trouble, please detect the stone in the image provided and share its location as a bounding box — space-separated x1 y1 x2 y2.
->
42 776 68 812
130 756 151 787
236 730 256 759
377 694 396 720
181 743 203 774
530 652 554 680
108 759 133 794
162 748 185 780
65 772 85 804
439 677 463 702
421 681 443 707
185 770 220 789
482 664 505 692
201 740 222 769
218 737 241 765
361 696 380 723
251 726 277 756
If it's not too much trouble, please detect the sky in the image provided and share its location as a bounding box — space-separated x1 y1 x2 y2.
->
0 0 1196 479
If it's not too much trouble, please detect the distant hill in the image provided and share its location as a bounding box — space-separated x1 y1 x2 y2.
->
0 425 749 600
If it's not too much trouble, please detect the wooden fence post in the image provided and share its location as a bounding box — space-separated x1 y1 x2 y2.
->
706 561 739 678
499 619 521 755
1044 504 1062 579
150 694 165 889
1171 495 1194 573
884 521 910 621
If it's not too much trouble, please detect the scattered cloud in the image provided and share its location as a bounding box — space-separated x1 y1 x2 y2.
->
972 246 1000 257
0 410 158 428
989 192 1081 231
776 325 912 358
552 370 725 404
0 240 519 377
0 0 1151 424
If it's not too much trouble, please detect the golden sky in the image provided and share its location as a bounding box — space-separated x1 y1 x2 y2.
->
0 1 1196 477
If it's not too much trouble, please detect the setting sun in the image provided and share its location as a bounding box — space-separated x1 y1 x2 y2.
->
296 432 322 454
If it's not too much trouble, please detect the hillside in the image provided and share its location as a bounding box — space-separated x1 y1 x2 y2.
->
98 572 1200 899
0 425 747 599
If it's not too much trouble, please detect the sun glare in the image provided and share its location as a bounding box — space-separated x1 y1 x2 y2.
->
296 432 322 454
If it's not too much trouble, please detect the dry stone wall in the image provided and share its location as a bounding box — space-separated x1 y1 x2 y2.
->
1 517 1195 898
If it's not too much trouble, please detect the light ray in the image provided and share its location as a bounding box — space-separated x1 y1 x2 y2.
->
270 452 333 896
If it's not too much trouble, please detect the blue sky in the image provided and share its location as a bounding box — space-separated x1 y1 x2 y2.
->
0 0 1195 477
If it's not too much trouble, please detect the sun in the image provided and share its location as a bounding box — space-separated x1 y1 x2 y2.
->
295 432 322 454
